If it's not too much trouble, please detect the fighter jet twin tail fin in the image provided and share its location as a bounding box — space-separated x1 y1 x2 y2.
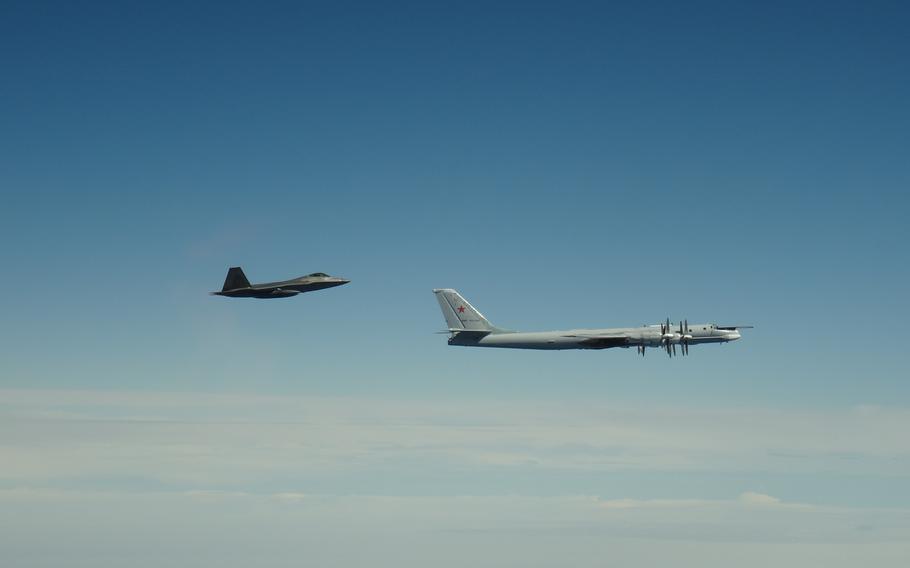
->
222 267 252 292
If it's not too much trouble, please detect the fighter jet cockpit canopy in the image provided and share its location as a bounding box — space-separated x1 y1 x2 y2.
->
307 272 330 277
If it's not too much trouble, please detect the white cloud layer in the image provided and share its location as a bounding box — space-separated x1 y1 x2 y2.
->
1 389 907 484
1 488 908 568
1 389 909 567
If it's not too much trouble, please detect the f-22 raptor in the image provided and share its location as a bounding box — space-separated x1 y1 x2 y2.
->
434 289 751 357
212 267 349 299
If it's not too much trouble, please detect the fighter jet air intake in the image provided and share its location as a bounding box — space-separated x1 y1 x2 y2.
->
211 267 349 299
433 289 751 357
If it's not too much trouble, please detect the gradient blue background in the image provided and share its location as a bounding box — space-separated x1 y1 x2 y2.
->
3 1 907 402
1 2 909 565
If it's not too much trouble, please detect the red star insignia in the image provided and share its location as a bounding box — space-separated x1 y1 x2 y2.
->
457 306 466 313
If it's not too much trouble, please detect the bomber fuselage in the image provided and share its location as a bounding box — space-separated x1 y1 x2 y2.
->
449 324 741 350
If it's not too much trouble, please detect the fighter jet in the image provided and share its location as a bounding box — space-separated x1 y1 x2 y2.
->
433 289 751 357
211 267 349 299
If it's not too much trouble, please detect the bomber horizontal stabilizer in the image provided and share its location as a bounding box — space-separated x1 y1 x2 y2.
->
438 329 492 338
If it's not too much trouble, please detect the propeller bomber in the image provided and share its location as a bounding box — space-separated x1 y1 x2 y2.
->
435 289 752 356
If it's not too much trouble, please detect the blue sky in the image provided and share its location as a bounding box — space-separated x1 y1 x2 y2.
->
1 1 909 565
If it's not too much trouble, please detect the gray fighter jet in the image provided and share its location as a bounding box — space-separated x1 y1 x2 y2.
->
434 289 750 357
212 267 349 299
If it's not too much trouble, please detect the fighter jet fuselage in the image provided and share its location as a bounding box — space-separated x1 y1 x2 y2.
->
212 267 349 299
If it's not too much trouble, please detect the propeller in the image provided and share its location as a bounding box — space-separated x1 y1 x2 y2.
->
677 319 694 355
661 317 675 357
686 319 693 355
677 320 686 356
657 318 694 358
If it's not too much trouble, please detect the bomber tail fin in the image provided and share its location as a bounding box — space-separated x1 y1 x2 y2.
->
222 267 251 291
433 289 498 332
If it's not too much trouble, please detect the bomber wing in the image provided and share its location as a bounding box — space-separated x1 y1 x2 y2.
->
561 332 631 349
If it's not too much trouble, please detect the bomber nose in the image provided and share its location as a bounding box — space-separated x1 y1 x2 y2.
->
728 330 741 341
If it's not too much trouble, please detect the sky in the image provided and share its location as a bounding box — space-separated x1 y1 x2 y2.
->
1 1 909 566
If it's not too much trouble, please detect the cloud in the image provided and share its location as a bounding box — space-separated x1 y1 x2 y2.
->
0 385 908 548
598 492 809 512
272 492 307 502
2 389 908 490
739 491 781 506
0 488 908 562
598 497 713 510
